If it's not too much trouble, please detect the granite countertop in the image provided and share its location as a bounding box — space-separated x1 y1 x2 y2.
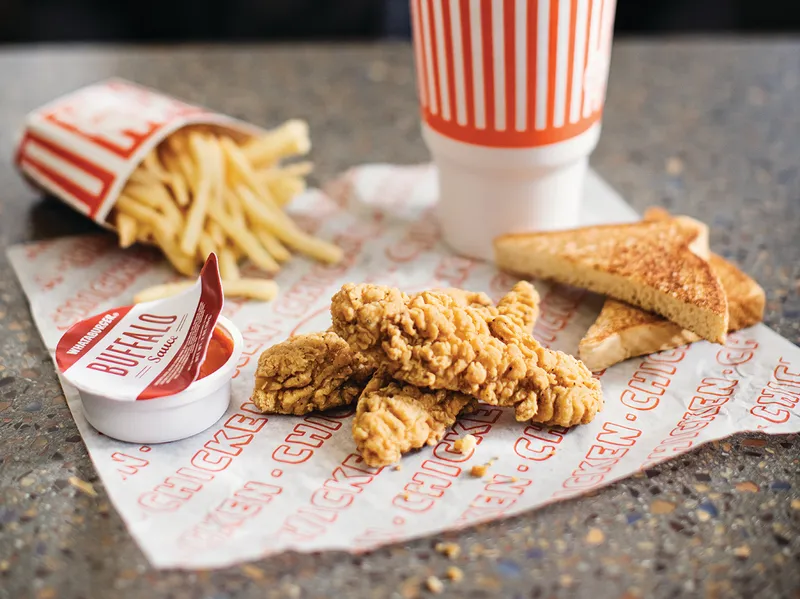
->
0 41 798 599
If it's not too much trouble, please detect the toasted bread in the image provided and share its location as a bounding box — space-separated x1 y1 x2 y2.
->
643 206 766 330
493 218 729 343
578 209 765 371
709 254 766 330
579 255 765 371
579 298 699 372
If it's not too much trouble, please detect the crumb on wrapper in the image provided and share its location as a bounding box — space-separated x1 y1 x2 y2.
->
470 463 488 477
453 434 477 454
435 542 461 559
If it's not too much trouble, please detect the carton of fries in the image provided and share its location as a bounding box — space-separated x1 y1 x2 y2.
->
15 79 342 301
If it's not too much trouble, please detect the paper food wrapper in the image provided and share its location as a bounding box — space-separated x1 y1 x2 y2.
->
8 164 800 569
14 79 258 223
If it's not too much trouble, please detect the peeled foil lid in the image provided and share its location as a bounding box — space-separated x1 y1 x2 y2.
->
55 254 224 401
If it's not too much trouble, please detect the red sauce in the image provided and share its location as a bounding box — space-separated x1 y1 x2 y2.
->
198 326 234 379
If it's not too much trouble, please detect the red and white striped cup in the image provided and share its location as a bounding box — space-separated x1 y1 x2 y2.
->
410 0 616 259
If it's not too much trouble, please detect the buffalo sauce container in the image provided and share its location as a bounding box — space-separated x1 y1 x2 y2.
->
55 254 243 443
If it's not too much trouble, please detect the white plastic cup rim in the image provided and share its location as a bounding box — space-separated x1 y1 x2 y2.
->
72 316 244 444
423 124 600 261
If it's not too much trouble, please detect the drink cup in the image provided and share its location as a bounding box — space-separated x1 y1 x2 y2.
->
410 0 617 259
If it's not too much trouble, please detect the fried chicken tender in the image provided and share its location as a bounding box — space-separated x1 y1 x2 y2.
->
495 280 540 333
353 369 477 467
252 331 374 415
438 288 493 313
438 286 538 333
252 291 501 415
331 281 602 426
350 288 512 466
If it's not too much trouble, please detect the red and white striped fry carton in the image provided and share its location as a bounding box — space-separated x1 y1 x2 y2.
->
410 0 617 260
15 78 259 224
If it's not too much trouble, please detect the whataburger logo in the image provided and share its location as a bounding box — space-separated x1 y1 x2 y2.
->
66 312 120 355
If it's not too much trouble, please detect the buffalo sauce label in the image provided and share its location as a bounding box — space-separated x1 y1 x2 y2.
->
55 254 224 400
15 78 259 223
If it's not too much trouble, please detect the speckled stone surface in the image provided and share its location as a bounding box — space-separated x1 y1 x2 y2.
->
0 41 798 599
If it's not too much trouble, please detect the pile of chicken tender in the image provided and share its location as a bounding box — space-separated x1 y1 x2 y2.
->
251 281 603 467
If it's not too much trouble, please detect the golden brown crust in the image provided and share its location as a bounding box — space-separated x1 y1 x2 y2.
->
438 286 538 333
586 255 764 347
251 332 374 415
496 280 540 334
494 218 729 343
496 220 726 316
643 206 763 329
353 370 476 467
642 206 671 221
251 290 508 416
708 254 765 330
583 298 666 345
642 207 710 259
437 288 494 311
579 209 765 371
331 281 602 426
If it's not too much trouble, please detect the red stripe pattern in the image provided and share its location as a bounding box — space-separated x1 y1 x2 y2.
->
412 0 616 148
15 80 215 221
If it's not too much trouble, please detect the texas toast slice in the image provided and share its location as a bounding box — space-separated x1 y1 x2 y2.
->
493 218 729 343
578 211 765 371
640 207 763 330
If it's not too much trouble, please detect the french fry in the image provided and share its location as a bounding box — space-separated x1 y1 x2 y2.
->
159 151 190 206
140 151 191 213
168 133 197 192
268 176 306 207
133 281 194 304
127 167 160 186
169 172 190 208
180 134 213 256
143 150 170 180
134 278 279 303
109 118 340 305
237 185 342 264
223 188 247 228
136 226 154 244
124 182 184 231
151 227 196 277
220 136 271 202
177 153 197 193
218 278 279 301
134 281 194 303
116 213 138 248
218 247 241 281
116 196 174 239
255 229 291 263
207 202 280 273
197 233 216 262
207 222 225 247
122 182 166 208
241 120 310 167
181 178 211 256
205 132 225 205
